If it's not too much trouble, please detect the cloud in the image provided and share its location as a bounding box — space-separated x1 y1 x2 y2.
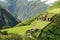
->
28 0 32 1
46 0 57 4
0 0 7 3
41 0 46 2
27 0 38 2
41 0 57 6
0 0 11 7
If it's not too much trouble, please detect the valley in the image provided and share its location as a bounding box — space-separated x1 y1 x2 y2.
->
0 0 60 40
1 12 57 36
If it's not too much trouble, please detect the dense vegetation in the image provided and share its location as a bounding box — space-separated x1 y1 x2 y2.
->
0 31 23 40
0 0 60 40
38 14 60 40
50 0 60 9
38 0 60 40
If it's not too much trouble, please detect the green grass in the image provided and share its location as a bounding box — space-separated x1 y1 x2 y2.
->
48 8 60 14
31 20 50 29
1 20 50 36
1 25 33 36
1 8 59 36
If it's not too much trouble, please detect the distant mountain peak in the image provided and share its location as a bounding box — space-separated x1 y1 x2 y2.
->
0 0 49 21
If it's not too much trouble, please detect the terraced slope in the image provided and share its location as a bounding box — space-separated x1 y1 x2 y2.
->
38 13 60 40
1 13 56 36
38 0 60 40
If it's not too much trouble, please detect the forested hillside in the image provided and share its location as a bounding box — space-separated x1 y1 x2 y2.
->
50 0 60 9
38 13 60 40
0 0 60 40
38 0 60 40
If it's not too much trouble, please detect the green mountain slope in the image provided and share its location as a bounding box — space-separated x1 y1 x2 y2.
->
38 13 60 40
0 4 18 28
38 0 60 40
1 12 56 36
50 0 60 9
48 8 60 13
1 8 60 39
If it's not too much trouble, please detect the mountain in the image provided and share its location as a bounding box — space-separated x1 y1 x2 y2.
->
6 0 17 15
38 14 60 40
0 4 18 28
50 0 60 9
16 0 49 20
0 0 49 21
38 0 60 40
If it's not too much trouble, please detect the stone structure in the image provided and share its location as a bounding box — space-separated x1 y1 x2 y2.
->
37 14 53 21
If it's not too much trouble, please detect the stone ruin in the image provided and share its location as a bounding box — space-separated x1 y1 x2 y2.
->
26 29 39 37
37 14 53 21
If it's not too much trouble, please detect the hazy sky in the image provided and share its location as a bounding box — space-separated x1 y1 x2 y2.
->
0 0 57 5
0 0 57 4
41 0 57 4
0 0 5 2
28 0 57 4
0 0 7 3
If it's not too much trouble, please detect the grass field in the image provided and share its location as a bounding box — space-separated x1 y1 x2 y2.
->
48 8 60 14
1 20 50 36
1 8 60 36
31 20 50 29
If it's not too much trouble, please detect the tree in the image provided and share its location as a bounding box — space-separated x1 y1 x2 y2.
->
38 14 60 40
